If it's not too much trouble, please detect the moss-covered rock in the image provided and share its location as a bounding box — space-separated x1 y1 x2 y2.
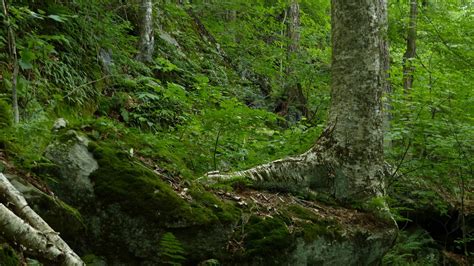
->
243 216 293 259
88 142 237 226
83 140 241 264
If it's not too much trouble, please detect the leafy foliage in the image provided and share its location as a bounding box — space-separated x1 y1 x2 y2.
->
0 99 12 128
382 229 439 266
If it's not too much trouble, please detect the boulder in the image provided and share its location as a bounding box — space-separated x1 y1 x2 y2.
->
44 130 98 206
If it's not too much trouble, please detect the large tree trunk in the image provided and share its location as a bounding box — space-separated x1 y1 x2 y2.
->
137 0 154 62
207 0 389 203
276 0 308 119
402 0 417 92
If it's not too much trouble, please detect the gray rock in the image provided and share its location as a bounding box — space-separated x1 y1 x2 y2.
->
52 118 68 131
289 228 397 266
44 131 98 205
99 48 114 75
159 31 180 48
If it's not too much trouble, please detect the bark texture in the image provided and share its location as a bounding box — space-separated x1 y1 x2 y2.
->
403 0 417 91
2 0 20 123
322 0 388 200
137 0 154 62
207 0 389 203
0 173 84 265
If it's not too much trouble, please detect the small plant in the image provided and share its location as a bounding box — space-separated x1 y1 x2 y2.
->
159 232 186 265
382 229 438 266
0 100 13 128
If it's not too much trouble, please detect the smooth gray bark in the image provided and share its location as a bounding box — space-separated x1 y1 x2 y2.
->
0 204 65 262
206 0 389 203
2 0 19 123
137 0 155 62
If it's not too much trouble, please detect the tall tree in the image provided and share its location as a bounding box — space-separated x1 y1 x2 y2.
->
207 0 390 203
137 0 155 62
276 0 308 119
2 0 19 124
402 0 418 91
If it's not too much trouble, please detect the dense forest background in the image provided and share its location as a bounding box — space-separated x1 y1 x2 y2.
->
0 0 472 265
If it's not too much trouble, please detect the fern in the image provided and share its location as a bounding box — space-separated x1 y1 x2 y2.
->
159 232 186 266
382 229 438 266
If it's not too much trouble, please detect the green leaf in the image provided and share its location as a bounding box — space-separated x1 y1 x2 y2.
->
18 49 36 70
47 14 66 22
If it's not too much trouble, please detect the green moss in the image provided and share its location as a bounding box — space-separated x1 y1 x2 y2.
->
88 141 237 226
0 245 19 266
33 193 86 240
243 216 292 257
300 223 335 243
82 254 107 265
285 204 343 243
56 199 84 223
188 186 240 223
286 204 321 221
207 176 254 192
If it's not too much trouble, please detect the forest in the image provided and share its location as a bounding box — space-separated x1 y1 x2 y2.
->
0 0 472 265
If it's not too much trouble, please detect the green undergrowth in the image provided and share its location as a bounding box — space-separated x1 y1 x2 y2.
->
0 245 19 266
0 118 53 171
88 140 240 227
159 232 187 265
0 100 12 128
382 228 439 265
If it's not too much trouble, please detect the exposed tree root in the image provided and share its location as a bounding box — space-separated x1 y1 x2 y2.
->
203 129 392 204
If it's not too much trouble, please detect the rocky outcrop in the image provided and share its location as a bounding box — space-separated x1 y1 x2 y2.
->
22 134 397 265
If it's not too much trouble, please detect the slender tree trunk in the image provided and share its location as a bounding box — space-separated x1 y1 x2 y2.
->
2 0 19 123
137 0 155 62
207 0 389 203
402 0 417 92
276 0 308 119
382 0 392 148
